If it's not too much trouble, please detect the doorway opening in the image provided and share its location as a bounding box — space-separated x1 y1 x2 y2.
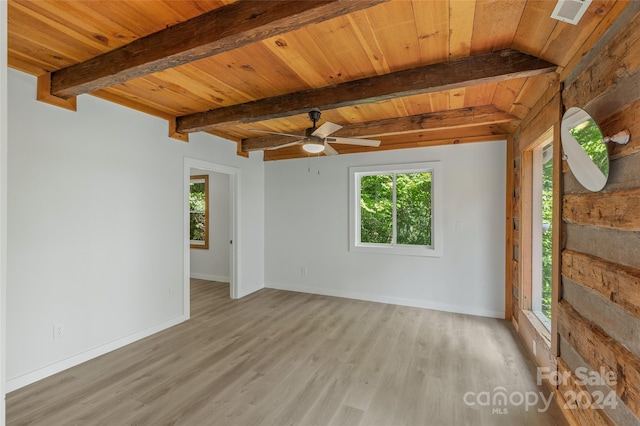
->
183 158 239 318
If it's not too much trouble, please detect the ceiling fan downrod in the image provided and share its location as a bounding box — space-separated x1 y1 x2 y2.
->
308 108 322 129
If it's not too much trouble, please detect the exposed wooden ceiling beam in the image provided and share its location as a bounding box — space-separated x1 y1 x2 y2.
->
177 49 556 133
262 129 509 161
241 105 518 152
48 0 389 99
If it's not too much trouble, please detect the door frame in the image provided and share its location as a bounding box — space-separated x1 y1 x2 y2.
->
184 157 239 317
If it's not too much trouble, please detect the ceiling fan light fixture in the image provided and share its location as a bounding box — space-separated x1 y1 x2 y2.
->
302 140 325 153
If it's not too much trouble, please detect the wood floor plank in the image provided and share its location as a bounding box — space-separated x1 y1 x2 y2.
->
6 280 568 425
359 307 424 425
340 303 402 411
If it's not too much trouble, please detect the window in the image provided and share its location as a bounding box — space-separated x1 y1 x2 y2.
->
349 162 442 256
531 140 553 330
521 129 555 334
190 174 209 249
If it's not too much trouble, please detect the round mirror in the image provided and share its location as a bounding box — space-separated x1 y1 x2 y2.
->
560 107 609 192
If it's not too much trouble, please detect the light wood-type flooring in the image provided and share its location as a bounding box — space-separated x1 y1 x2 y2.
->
7 279 568 425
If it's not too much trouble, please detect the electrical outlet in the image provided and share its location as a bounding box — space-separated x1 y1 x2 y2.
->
532 339 537 356
169 287 176 298
301 266 308 276
53 323 65 339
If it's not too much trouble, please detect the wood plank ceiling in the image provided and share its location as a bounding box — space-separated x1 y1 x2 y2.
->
7 0 626 160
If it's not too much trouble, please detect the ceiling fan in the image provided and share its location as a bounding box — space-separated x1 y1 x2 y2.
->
251 108 381 155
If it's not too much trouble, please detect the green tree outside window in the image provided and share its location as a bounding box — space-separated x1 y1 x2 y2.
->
540 147 553 321
190 175 209 249
360 172 432 247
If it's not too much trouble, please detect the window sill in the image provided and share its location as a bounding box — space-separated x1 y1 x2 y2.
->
351 243 441 257
190 241 209 250
523 310 551 346
532 310 551 332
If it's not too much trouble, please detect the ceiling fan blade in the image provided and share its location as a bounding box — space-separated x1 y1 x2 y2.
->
324 137 381 147
249 129 303 139
265 140 302 150
311 121 342 139
323 143 339 156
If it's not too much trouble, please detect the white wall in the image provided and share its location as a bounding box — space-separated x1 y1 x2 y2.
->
6 69 264 390
265 142 506 318
190 169 231 282
1 2 9 423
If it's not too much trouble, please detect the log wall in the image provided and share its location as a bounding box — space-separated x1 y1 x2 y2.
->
510 5 640 424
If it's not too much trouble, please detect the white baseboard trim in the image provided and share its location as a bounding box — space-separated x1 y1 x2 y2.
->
237 283 263 299
6 314 188 392
265 282 505 319
190 273 230 283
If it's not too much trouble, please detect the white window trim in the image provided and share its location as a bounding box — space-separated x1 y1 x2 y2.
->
349 161 443 257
